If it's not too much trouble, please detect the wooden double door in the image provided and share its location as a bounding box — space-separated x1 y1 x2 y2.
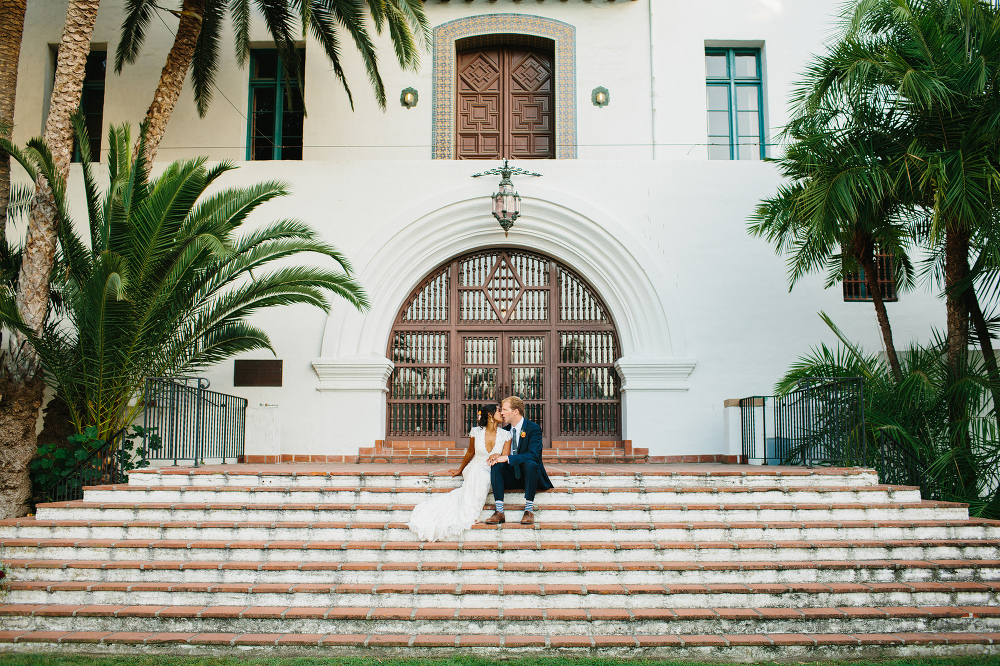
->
460 331 549 442
457 46 554 159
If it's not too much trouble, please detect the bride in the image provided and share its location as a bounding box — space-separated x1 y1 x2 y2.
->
407 403 511 542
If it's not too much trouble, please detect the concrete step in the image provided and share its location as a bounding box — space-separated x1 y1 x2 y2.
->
34 500 971 523
7 557 998 586
2 603 999 637
81 484 924 506
8 580 1000 610
2 627 999 659
127 466 881 488
2 518 997 543
4 537 997 564
361 452 650 463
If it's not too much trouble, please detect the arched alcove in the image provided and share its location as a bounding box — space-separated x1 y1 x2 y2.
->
312 185 696 446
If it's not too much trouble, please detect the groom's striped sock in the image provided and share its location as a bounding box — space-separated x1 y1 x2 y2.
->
524 500 534 513
495 501 504 513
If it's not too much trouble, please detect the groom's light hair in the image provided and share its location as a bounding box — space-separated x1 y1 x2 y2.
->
503 396 525 416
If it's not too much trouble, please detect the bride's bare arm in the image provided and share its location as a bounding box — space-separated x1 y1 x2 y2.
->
451 438 475 476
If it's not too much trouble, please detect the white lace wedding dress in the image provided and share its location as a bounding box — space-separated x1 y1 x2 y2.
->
407 426 511 542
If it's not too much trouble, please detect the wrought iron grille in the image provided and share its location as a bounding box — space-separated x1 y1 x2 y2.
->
739 377 866 466
387 249 621 442
843 250 897 301
143 377 247 466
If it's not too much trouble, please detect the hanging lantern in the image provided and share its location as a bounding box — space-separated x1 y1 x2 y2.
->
472 159 542 236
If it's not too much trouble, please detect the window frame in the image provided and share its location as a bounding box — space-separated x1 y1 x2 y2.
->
72 50 107 163
246 49 305 161
843 251 898 302
705 47 765 161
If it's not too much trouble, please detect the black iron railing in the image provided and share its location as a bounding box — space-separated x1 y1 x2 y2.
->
142 377 247 466
739 377 867 466
738 378 942 496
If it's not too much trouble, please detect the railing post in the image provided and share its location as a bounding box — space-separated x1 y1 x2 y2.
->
170 380 178 466
194 378 206 467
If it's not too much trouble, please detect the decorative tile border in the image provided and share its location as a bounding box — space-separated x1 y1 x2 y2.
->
432 14 576 160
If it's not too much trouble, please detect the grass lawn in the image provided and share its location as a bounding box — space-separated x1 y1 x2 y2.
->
1 656 1000 666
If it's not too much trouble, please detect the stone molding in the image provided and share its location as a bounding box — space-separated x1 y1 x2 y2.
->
320 184 686 362
614 357 698 392
312 355 394 392
432 14 577 159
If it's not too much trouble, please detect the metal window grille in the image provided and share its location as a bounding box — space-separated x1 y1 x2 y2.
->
844 251 897 301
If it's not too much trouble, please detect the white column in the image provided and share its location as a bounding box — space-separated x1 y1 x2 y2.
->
312 354 395 448
614 356 697 456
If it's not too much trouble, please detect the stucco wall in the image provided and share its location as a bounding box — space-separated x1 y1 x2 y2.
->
8 1 941 457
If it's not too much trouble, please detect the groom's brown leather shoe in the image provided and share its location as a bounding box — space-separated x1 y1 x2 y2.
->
485 511 505 525
520 511 535 525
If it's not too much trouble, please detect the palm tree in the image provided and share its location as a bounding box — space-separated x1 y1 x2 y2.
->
1 0 103 520
115 0 429 163
798 0 1000 415
750 98 915 383
0 119 368 473
0 0 27 238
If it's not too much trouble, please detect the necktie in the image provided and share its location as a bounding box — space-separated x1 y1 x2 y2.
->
513 427 522 479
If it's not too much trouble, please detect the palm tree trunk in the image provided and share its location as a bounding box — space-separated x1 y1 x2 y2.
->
139 0 205 165
0 0 27 238
1 0 101 520
19 0 100 334
945 225 972 383
860 249 902 383
967 286 1000 431
944 222 976 495
0 374 44 518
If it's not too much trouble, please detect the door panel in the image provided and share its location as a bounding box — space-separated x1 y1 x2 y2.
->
507 333 546 441
457 47 553 160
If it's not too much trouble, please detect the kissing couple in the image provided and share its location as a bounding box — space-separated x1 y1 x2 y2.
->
407 396 553 542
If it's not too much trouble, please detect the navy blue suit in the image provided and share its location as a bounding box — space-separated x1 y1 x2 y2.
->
490 418 553 504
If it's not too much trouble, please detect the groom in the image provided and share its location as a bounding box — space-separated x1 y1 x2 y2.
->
485 396 553 524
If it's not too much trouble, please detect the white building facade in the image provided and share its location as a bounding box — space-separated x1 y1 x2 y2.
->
13 0 943 461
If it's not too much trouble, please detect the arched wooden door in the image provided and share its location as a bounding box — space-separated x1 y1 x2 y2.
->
386 250 620 445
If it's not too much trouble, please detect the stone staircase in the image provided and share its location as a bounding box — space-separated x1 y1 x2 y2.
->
358 440 654 463
1 462 999 658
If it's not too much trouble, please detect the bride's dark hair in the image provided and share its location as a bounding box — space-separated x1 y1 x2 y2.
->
477 404 500 428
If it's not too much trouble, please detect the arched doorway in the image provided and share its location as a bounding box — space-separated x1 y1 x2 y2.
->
386 249 621 445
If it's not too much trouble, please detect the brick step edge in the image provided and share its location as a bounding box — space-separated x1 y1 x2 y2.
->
4 538 998 550
2 604 998 621
2 629 1000 648
5 518 996 529
9 581 1000 595
36 501 968 511
5 558 1000 573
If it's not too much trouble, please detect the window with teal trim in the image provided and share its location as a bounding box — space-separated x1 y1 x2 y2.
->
705 48 765 160
72 50 106 163
247 50 304 161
